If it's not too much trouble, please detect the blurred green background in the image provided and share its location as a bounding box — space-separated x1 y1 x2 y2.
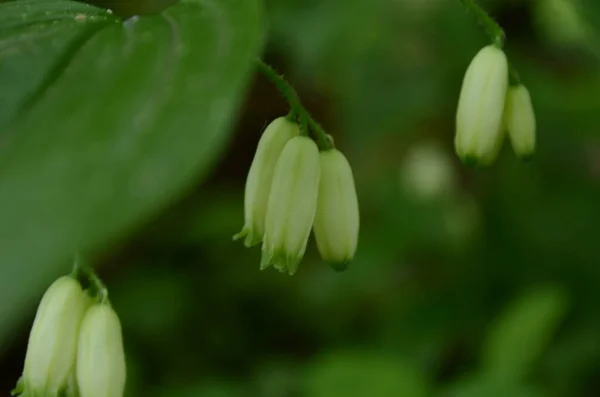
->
3 0 600 396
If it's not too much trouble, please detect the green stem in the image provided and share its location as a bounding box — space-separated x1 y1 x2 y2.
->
285 109 297 122
256 59 334 150
460 0 505 47
72 256 109 304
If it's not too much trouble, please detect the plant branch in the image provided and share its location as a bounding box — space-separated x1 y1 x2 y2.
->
460 0 505 47
256 59 334 150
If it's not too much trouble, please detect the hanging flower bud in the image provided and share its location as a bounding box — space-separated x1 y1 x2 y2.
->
312 149 359 270
22 276 87 396
77 303 126 397
455 45 509 166
234 117 299 247
261 136 321 275
504 84 536 160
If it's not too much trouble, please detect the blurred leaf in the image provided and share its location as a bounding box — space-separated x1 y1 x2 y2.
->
0 0 263 345
255 359 301 397
151 382 243 397
538 325 600 396
443 375 545 397
304 350 431 397
481 286 569 382
534 0 591 48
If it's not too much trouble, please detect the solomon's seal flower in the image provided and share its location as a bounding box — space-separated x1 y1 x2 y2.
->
312 149 359 270
261 135 321 275
234 117 299 247
455 45 509 166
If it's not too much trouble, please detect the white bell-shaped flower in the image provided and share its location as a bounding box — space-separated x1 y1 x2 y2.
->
504 84 536 160
234 117 299 247
455 45 509 166
261 135 321 275
22 276 87 396
313 149 359 270
77 303 126 397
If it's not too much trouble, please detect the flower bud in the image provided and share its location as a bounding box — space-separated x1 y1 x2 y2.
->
22 276 87 396
261 136 321 275
234 117 299 247
504 84 536 160
312 149 359 270
455 45 509 166
77 303 126 397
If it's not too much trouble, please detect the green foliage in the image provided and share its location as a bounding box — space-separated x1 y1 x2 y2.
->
444 375 544 397
305 350 430 397
2 0 600 396
481 286 568 382
0 0 262 344
0 0 116 128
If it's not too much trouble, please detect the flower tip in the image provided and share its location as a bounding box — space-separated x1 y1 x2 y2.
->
260 247 274 270
259 259 271 271
285 255 301 276
271 253 298 275
244 234 263 248
233 227 262 247
10 377 23 396
519 152 535 162
460 155 486 169
329 260 350 272
260 248 301 275
232 230 246 242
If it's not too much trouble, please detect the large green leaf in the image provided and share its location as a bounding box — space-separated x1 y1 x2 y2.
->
84 0 180 17
0 0 117 128
0 0 263 345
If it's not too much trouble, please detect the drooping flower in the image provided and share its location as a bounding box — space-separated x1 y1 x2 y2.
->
22 276 88 396
312 149 359 270
504 84 536 160
77 303 126 397
261 135 321 275
455 45 509 166
234 117 299 247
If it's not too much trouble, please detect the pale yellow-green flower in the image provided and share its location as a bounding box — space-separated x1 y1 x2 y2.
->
504 84 536 160
455 45 509 166
234 117 299 247
77 303 126 397
22 276 87 397
261 136 321 275
313 149 359 270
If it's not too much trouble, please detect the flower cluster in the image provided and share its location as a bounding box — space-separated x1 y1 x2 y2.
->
234 116 359 275
455 45 536 166
13 275 126 397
